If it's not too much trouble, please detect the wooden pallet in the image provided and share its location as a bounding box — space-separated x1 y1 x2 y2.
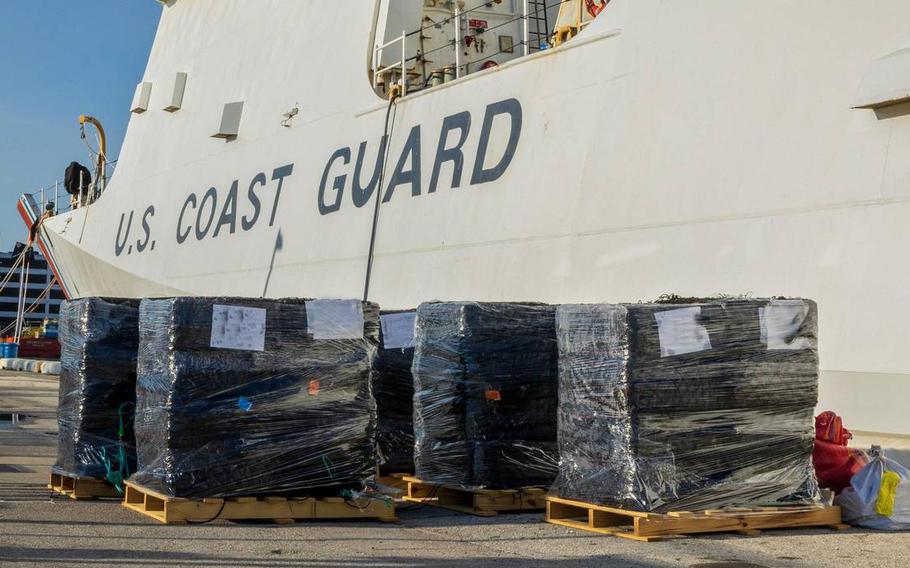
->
377 473 411 492
402 476 548 516
48 472 123 500
122 481 397 525
546 496 849 542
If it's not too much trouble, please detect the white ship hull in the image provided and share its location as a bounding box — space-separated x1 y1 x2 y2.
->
22 0 910 435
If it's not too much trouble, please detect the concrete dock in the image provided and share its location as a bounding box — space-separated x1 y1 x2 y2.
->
1 370 908 568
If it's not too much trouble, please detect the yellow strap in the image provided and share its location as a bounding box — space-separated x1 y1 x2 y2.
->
875 471 901 517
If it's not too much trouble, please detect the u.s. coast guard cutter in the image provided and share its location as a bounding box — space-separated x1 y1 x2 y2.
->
18 0 910 436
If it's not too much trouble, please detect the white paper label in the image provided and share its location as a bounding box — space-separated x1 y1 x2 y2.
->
210 305 266 351
381 311 417 350
654 306 712 357
760 300 813 350
306 299 364 340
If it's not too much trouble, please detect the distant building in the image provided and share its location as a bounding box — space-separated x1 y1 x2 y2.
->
0 249 65 333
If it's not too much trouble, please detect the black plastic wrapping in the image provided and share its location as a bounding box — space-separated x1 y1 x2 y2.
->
555 299 821 512
413 302 559 489
131 297 379 498
54 298 140 486
376 310 417 474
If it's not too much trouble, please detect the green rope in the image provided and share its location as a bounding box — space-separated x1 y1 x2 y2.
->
100 403 134 494
117 402 126 438
99 446 124 494
340 488 393 509
321 455 337 480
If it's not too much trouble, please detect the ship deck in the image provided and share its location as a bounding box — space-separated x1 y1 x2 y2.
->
1 370 908 568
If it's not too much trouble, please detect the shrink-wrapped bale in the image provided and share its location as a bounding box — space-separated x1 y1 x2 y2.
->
54 298 140 484
376 310 417 474
413 302 559 489
131 297 379 498
555 299 821 512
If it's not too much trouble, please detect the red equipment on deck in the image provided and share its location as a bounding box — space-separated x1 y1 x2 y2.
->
814 411 868 493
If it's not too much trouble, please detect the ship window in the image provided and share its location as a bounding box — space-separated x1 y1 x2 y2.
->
371 0 601 98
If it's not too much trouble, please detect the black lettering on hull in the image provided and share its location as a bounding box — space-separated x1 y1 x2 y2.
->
137 206 155 252
319 149 350 215
115 211 133 256
166 163 296 248
352 137 387 207
316 97 522 215
177 194 197 244
383 125 422 203
471 98 522 185
242 173 266 231
429 111 471 193
213 181 239 237
195 188 218 240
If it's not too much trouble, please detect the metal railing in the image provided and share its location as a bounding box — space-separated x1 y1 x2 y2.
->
24 160 117 216
372 29 411 96
371 0 572 98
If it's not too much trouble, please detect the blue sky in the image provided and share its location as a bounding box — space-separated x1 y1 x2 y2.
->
0 0 160 250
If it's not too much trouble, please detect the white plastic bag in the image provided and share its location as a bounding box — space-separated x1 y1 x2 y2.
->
835 447 910 530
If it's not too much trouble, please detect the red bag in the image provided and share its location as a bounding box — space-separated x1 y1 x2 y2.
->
813 411 868 493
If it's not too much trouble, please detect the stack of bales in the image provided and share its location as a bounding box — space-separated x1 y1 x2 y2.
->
413 302 559 489
54 298 140 483
555 299 820 512
131 297 379 498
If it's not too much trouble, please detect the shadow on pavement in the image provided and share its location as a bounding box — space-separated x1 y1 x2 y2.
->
0 547 680 567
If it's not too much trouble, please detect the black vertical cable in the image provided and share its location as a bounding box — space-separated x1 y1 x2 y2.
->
362 0 571 301
363 92 400 302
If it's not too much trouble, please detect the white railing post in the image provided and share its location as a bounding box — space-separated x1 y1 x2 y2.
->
454 4 462 78
400 29 408 96
373 40 379 89
373 31 410 97
523 0 530 56
54 181 58 212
